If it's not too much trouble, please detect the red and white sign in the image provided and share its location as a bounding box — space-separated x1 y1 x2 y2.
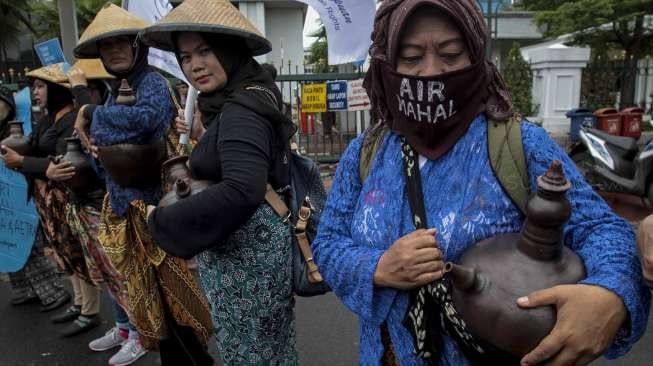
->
347 79 371 111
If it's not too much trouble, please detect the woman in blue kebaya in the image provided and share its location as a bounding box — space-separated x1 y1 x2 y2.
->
312 1 650 365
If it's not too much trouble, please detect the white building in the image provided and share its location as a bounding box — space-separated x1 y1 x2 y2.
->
234 1 308 74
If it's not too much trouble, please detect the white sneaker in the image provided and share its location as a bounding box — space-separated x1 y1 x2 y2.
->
89 327 126 352
108 338 147 366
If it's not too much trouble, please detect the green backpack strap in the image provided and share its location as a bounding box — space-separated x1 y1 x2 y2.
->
487 114 530 214
359 123 388 184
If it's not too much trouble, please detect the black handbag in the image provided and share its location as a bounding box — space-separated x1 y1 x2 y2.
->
265 151 331 297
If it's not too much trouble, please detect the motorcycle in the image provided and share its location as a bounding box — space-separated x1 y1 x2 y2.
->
569 126 653 203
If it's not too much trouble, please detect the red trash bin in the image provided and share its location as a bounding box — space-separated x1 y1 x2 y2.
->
620 107 644 139
594 108 621 136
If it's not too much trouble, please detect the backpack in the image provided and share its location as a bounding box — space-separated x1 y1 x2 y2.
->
359 115 530 213
239 85 331 297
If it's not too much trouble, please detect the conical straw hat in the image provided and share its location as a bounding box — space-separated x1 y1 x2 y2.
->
26 63 71 88
140 0 271 56
72 59 114 80
75 3 150 59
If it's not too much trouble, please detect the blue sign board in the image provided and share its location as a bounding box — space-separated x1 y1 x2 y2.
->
327 81 348 111
34 38 66 66
0 89 38 272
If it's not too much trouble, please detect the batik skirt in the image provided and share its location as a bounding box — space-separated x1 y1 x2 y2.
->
97 195 212 350
197 203 297 365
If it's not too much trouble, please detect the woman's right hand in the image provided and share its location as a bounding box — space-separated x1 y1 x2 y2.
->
174 102 205 140
374 228 444 290
66 67 88 88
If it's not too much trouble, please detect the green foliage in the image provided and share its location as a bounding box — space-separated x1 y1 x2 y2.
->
306 21 335 73
503 43 535 116
521 0 653 106
521 0 653 55
0 1 34 63
30 0 121 41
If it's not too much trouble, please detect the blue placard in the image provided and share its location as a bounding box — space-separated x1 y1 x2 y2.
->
327 81 348 111
14 87 32 135
0 89 38 272
34 38 66 66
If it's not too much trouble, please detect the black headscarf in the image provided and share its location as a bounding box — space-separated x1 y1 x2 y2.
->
174 32 296 187
0 86 16 139
44 80 74 114
0 86 16 122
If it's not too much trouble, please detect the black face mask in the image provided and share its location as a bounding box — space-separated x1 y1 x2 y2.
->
380 59 488 159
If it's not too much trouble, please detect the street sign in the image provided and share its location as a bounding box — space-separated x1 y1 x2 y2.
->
301 83 327 113
327 81 348 111
34 38 66 66
347 79 371 111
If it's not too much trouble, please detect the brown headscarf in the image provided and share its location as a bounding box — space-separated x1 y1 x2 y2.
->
364 0 513 135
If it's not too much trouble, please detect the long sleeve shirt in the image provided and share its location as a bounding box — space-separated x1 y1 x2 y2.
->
85 71 174 216
147 102 273 259
312 114 650 365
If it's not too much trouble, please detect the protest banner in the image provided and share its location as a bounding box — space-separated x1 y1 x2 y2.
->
301 83 327 113
127 0 188 83
297 0 376 65
0 88 39 272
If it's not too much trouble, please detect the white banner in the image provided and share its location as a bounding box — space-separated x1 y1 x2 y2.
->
297 0 376 65
127 0 188 83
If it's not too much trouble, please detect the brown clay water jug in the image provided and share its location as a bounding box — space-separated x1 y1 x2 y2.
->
444 160 586 362
60 137 94 193
1 121 30 155
158 155 212 207
115 79 136 106
95 79 166 188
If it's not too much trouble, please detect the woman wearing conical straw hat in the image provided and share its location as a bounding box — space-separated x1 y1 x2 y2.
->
73 4 213 366
1 83 71 316
2 63 103 335
141 0 303 364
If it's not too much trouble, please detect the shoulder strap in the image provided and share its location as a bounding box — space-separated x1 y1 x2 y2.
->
264 184 324 284
487 114 529 214
359 123 388 184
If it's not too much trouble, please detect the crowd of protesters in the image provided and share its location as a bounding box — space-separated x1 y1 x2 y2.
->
2 1 653 366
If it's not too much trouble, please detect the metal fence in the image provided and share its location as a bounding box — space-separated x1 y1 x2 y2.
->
0 62 36 87
275 63 371 163
581 59 653 113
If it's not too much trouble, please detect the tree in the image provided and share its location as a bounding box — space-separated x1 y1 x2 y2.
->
31 0 121 41
521 0 653 107
0 1 34 70
306 22 334 74
503 42 535 116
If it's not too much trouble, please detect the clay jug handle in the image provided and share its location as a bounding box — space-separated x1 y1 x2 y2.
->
175 179 191 199
444 262 485 293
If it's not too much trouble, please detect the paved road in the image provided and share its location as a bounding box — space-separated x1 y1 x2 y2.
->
1 193 652 365
0 279 359 366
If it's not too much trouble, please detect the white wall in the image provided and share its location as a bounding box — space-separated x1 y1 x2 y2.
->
265 7 306 74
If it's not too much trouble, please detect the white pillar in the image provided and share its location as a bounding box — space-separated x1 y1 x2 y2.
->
57 0 79 62
635 59 653 112
527 46 591 133
239 1 267 63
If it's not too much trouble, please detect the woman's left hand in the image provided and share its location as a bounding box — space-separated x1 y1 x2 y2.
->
1 145 24 169
517 284 627 366
146 205 157 220
46 158 75 181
